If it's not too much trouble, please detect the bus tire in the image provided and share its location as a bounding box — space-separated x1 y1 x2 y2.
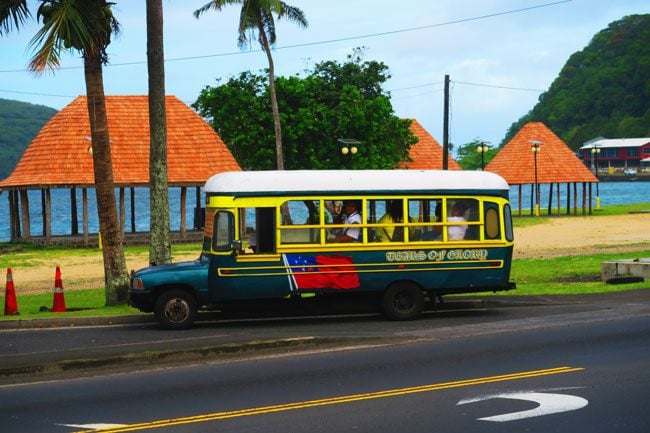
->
382 282 424 321
154 289 198 330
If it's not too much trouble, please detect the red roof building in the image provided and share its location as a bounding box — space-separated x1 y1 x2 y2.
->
486 122 598 216
402 119 461 170
1 95 241 243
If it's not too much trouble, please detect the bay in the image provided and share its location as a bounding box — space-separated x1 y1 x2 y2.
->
0 181 648 243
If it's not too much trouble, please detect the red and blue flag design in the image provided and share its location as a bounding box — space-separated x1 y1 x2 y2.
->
283 254 360 290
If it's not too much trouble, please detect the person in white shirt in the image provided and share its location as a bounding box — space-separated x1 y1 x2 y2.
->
328 200 362 243
447 202 468 241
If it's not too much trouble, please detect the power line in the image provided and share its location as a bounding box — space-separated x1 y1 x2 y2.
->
0 0 573 74
0 89 75 98
454 80 545 93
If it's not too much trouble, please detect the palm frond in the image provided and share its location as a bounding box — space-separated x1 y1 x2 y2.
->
278 3 307 27
0 0 31 35
28 0 119 73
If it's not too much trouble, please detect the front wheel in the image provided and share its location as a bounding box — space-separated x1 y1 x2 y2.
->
154 289 198 330
382 282 424 321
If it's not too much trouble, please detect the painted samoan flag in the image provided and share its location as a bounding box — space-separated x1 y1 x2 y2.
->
283 254 360 290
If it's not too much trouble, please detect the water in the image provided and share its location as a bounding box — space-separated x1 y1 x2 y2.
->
1 182 648 242
0 187 202 242
509 181 650 211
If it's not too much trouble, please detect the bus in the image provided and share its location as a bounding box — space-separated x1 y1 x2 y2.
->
129 170 516 329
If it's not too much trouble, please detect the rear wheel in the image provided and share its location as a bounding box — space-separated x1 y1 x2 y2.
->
154 289 198 330
382 282 424 321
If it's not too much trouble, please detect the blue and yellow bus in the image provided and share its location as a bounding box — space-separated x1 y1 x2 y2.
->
129 170 515 329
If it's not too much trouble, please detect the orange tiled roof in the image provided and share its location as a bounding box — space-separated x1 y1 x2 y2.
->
0 95 241 189
401 119 461 170
485 122 597 184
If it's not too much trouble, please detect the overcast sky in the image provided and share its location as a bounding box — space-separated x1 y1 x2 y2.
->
1 0 648 149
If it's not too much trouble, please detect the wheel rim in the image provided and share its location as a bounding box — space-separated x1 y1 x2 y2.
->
394 291 414 312
164 297 190 324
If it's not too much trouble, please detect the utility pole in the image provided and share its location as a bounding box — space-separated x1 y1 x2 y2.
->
442 74 450 170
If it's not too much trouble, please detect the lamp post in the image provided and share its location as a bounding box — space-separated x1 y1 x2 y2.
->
476 141 490 171
591 145 601 209
338 138 360 169
529 140 542 217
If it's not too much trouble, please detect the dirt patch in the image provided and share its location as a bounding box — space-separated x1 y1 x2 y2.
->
513 213 650 259
4 213 650 295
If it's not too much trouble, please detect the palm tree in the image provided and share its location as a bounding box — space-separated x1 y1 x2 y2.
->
0 0 129 305
194 0 307 170
146 0 172 266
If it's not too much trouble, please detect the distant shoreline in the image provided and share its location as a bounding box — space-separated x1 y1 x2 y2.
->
597 175 650 182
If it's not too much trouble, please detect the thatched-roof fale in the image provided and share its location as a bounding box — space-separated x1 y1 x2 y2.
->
402 119 461 170
486 122 598 216
0 95 241 244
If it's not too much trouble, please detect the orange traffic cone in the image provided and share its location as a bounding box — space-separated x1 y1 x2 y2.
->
52 266 66 313
4 268 19 316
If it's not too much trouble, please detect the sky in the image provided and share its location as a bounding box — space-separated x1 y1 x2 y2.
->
1 0 648 150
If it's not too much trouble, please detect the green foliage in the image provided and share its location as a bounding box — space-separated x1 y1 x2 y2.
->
455 140 497 170
0 98 57 179
503 14 650 149
193 50 417 170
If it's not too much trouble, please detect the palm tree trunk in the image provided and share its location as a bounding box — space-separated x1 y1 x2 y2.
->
147 0 171 266
259 28 284 170
83 54 129 305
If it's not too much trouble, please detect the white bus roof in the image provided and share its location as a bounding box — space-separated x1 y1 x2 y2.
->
205 170 510 195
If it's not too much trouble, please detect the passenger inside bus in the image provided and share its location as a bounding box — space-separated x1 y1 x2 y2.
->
447 201 469 240
328 200 361 243
375 200 414 242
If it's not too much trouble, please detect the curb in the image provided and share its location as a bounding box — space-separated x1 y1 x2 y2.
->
0 314 153 330
0 336 397 385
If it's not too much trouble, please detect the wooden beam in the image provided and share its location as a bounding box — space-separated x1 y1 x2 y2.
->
180 186 187 239
19 189 30 240
83 188 89 246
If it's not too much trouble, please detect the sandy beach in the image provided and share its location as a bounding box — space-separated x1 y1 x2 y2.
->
4 213 650 295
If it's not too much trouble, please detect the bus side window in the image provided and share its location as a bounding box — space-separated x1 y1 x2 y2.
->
462 199 480 241
484 202 501 240
412 198 442 241
280 200 321 245
212 211 234 251
367 199 385 242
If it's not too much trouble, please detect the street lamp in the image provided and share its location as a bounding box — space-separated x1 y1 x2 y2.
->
591 145 601 209
476 141 490 170
338 138 360 169
529 140 542 217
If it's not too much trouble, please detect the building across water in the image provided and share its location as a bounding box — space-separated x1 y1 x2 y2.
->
580 137 650 174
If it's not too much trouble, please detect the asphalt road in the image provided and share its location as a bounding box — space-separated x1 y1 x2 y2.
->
0 306 648 433
1 290 649 384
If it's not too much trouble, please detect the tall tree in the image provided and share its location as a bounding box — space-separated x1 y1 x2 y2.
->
0 0 129 305
193 51 417 170
146 0 171 266
194 0 307 170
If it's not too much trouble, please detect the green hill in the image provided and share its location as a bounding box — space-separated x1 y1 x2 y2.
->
0 98 58 180
503 14 650 150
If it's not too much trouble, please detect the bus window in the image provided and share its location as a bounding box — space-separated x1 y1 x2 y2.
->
450 199 480 241
279 200 321 245
504 203 514 242
372 199 413 243
212 211 234 251
410 198 443 241
484 202 501 240
367 199 385 242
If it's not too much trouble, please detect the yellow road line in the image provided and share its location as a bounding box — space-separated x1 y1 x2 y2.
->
74 366 584 433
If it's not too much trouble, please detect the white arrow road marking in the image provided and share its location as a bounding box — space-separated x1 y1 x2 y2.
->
458 391 588 422
58 423 126 429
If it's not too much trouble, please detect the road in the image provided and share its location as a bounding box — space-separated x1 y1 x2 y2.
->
0 293 649 433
